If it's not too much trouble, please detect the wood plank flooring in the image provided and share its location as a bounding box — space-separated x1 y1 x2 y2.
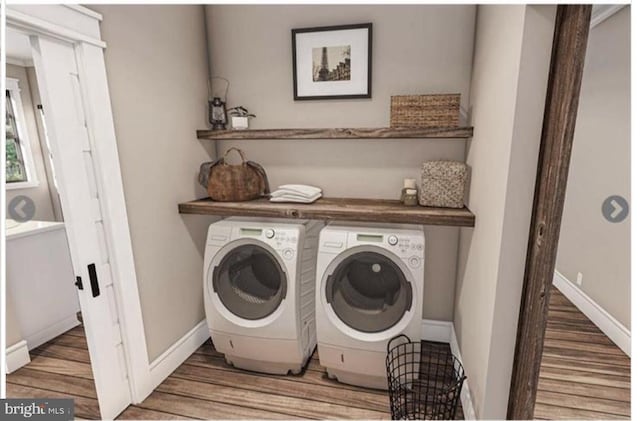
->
534 287 630 420
6 326 463 420
6 287 628 420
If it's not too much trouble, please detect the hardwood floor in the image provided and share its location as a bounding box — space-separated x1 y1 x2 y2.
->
534 287 631 420
6 326 463 420
6 326 101 419
7 288 627 420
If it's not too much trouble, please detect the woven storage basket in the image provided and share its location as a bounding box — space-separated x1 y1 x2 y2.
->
390 94 460 128
420 161 468 208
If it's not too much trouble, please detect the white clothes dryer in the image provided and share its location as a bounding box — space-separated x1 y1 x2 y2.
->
204 217 322 374
315 222 425 389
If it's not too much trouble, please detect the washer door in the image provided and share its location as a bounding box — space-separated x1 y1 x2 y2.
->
212 243 287 320
325 251 413 333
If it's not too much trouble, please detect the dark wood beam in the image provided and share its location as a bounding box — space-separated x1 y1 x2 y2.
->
178 197 476 227
196 126 473 140
507 5 592 419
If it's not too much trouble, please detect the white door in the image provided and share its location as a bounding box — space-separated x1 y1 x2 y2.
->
29 35 131 418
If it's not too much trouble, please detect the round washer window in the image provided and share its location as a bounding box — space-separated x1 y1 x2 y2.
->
326 251 412 333
212 244 287 320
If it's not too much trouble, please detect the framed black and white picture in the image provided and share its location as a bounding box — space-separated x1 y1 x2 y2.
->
292 23 372 100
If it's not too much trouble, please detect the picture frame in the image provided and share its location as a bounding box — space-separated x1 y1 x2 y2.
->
292 23 372 100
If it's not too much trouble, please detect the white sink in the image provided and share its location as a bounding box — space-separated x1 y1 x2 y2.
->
6 219 66 240
6 217 80 351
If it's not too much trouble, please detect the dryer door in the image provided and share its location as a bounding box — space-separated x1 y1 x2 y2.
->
212 243 287 320
325 250 412 333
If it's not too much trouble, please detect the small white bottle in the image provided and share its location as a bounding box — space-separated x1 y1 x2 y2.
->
400 178 418 202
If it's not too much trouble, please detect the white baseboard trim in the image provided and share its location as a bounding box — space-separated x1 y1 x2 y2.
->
421 319 453 343
6 340 31 374
148 320 210 392
26 314 80 350
553 270 630 356
448 329 477 420
422 319 476 420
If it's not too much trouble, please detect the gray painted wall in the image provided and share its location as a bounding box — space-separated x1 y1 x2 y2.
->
556 6 630 329
205 4 477 321
455 5 555 418
6 63 54 351
6 64 56 222
90 5 218 361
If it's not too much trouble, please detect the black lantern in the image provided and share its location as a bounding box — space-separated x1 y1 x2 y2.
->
209 97 227 130
208 77 229 130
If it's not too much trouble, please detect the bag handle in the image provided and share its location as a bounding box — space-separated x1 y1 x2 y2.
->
222 147 247 165
246 161 271 195
387 334 411 354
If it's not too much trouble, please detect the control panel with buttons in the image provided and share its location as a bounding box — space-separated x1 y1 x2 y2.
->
319 225 425 271
282 248 295 260
408 256 421 268
232 226 302 250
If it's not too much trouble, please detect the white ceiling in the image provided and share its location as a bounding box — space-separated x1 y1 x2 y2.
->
6 29 33 64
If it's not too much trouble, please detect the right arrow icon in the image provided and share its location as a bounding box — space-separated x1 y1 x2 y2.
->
602 195 629 223
610 199 624 219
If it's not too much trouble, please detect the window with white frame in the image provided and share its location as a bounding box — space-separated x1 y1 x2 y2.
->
6 78 38 188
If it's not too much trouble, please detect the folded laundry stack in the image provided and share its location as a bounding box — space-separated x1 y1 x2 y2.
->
270 184 323 204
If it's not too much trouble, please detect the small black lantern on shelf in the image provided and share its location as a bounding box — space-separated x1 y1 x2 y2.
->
208 77 229 130
209 97 227 130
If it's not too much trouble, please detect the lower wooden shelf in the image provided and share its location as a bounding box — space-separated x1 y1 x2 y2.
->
178 197 475 227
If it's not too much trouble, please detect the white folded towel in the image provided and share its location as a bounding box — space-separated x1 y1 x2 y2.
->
270 192 322 203
276 184 322 196
270 184 323 204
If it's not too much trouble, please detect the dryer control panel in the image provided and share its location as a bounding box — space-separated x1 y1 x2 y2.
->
209 225 298 242
390 236 424 254
319 226 424 265
207 222 301 258
351 232 423 252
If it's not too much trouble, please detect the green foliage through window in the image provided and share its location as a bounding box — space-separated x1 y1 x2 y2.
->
6 90 27 183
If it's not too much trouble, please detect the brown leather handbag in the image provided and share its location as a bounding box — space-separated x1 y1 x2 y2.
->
198 147 270 202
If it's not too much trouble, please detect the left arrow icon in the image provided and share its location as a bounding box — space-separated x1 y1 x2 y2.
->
8 195 36 222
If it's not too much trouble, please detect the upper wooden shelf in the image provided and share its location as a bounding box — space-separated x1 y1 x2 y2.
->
196 126 473 140
178 197 475 227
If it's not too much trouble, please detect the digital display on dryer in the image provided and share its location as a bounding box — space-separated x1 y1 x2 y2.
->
357 234 383 243
240 228 263 236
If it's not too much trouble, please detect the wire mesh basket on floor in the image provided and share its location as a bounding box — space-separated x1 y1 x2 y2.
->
386 334 466 420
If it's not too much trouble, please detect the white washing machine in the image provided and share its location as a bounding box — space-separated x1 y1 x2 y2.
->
204 217 322 374
315 222 425 389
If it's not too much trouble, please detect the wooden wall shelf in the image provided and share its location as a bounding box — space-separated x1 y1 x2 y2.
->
178 197 475 227
197 126 473 140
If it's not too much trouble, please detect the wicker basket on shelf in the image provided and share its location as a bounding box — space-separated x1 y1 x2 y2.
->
390 94 460 128
420 161 468 208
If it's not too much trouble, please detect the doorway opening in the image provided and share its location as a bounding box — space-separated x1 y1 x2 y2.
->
509 5 630 420
4 26 130 419
531 5 631 419
4 7 151 417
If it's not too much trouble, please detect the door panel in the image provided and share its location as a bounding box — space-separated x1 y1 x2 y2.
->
325 251 412 333
30 35 130 419
212 244 287 320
